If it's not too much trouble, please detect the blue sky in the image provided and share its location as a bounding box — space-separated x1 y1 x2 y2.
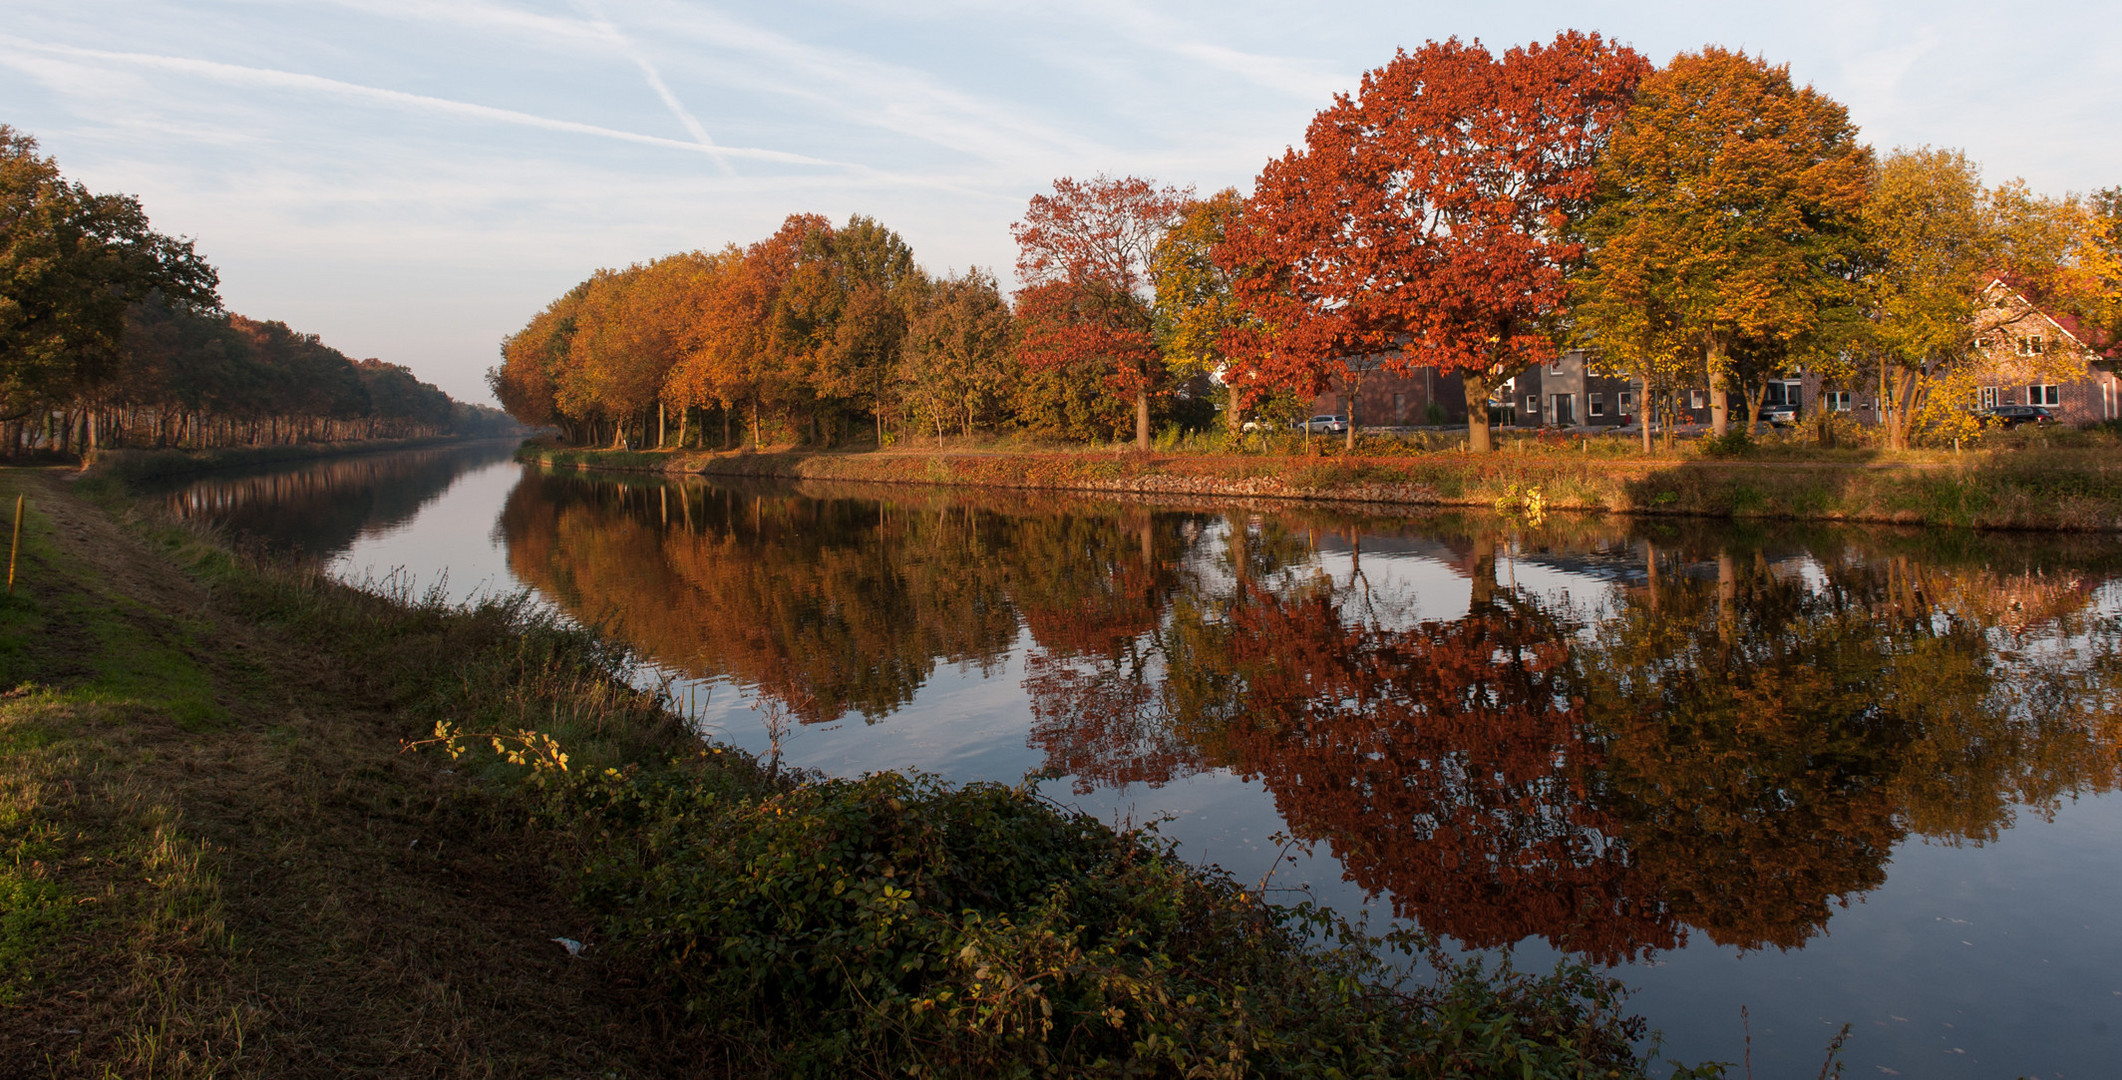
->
4 1 2118 404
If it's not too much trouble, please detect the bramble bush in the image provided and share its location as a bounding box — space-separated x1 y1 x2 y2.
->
529 763 1685 1079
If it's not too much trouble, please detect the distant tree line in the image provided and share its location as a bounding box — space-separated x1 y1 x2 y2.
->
496 37 2122 453
0 124 510 456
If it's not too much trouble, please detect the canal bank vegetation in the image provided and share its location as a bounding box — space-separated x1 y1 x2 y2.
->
80 432 518 486
518 422 2122 531
0 468 1709 1077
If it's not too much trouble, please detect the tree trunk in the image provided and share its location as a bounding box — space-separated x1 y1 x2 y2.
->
1638 374 1653 454
1717 550 1738 643
1469 533 1497 611
1134 388 1151 450
1707 337 1731 437
1344 379 1358 451
658 401 666 448
1886 367 1922 451
1461 372 1495 452
1741 383 1765 437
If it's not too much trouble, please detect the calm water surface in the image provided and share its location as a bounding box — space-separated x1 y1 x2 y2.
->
165 443 2122 1079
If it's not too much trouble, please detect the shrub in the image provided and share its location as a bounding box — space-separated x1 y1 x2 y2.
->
1696 430 1754 458
543 767 1666 1078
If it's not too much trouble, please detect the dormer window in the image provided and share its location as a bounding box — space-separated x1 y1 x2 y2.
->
2017 336 2046 357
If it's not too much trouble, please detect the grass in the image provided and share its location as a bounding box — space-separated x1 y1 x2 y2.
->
520 423 2122 532
0 468 721 1077
0 465 1718 1077
79 433 503 485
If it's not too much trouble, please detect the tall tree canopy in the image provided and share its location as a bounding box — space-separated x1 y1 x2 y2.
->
1013 175 1191 450
1574 47 1872 438
1 125 218 420
1150 189 1249 433
1222 33 1648 451
1862 150 2115 447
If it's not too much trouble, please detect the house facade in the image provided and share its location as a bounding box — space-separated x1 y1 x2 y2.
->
1956 280 2119 424
1305 287 2119 432
1311 364 1471 427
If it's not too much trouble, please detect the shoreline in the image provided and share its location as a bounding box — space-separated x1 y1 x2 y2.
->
0 466 1683 1078
519 441 2122 533
81 433 522 484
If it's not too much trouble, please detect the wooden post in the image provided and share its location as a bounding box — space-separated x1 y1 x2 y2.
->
8 495 23 596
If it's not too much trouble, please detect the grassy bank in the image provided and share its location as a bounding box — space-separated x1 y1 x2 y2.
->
522 431 2122 531
81 434 512 485
0 468 1706 1078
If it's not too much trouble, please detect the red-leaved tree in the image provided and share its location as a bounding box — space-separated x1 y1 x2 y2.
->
1221 33 1648 450
1012 175 1191 449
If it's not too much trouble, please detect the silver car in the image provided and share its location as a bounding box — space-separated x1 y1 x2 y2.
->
1296 414 1349 435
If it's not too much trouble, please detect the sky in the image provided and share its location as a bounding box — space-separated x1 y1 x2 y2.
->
4 1 2119 405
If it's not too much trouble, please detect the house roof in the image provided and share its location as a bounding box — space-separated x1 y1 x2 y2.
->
1983 278 2117 359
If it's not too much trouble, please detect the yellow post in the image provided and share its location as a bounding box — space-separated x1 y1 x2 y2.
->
7 494 21 596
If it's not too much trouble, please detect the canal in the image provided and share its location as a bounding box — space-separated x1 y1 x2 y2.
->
158 441 2122 1079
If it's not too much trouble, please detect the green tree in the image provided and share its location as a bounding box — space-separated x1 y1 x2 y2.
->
1 125 217 430
897 269 1015 445
1150 189 1247 434
1574 48 1872 438
1862 151 2105 448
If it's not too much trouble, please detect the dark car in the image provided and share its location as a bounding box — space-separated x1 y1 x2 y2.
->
1980 405 2059 428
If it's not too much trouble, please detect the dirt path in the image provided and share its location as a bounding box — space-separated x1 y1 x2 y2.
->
0 471 714 1079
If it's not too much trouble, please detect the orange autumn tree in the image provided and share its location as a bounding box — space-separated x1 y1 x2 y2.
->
1222 33 1647 451
1012 175 1191 449
1574 48 1872 440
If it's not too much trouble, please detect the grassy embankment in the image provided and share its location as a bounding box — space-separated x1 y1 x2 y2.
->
0 468 1705 1078
524 426 2122 531
82 433 511 485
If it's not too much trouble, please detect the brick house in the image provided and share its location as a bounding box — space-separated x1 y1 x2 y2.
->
1308 286 2120 432
1497 349 1640 429
1311 350 1645 429
1310 362 1471 427
1959 280 2119 424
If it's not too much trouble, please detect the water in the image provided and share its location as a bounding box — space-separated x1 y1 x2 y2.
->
162 442 2122 1078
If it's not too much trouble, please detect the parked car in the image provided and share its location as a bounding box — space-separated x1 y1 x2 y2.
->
1979 405 2059 428
1296 414 1349 435
1758 402 1800 427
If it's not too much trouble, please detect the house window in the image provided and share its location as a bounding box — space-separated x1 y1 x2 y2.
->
2017 336 2046 357
1392 392 1406 421
1689 389 1706 410
1589 393 1605 417
1526 394 1538 413
1978 386 1999 410
1618 390 1634 410
1550 358 1565 374
1827 391 1852 412
2029 384 2060 406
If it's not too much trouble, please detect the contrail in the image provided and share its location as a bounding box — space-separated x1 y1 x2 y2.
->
0 34 840 169
569 0 738 176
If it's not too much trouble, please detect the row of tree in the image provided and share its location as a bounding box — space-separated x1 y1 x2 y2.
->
493 38 2122 453
0 124 509 455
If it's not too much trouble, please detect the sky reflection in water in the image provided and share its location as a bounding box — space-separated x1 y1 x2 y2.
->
164 444 2122 1079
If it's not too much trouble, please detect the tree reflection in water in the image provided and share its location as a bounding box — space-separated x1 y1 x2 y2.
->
498 471 2122 964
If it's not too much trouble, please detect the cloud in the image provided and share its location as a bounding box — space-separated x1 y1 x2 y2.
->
0 33 849 169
